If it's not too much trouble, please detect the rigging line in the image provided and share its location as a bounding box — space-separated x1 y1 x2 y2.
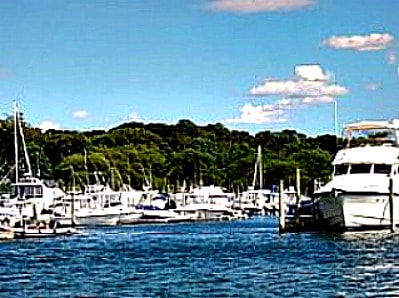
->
0 164 15 185
17 106 32 176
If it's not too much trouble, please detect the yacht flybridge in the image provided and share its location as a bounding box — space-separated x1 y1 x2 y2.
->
315 119 399 231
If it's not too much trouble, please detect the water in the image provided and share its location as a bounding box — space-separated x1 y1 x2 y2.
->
1 217 399 298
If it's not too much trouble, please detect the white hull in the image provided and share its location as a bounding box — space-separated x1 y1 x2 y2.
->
75 213 123 226
318 192 399 231
0 225 76 239
74 207 144 226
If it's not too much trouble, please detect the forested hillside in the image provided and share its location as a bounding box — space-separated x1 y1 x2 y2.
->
0 116 342 195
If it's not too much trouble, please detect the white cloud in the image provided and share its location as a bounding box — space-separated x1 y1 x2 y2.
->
295 64 330 81
226 64 348 124
72 110 89 120
323 33 394 51
249 78 348 97
208 0 313 13
225 103 288 124
127 111 141 122
38 120 60 132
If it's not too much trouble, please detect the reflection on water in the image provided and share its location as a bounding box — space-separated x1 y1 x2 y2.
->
1 217 399 297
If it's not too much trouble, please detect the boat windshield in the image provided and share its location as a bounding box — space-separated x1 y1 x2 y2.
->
350 164 372 174
334 164 349 176
344 127 397 148
374 164 392 174
334 163 392 175
10 185 43 199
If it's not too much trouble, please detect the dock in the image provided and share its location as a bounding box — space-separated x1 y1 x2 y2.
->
278 171 321 234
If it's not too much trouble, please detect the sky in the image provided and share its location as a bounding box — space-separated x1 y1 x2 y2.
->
0 0 398 136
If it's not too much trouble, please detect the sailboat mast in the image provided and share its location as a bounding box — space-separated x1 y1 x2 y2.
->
252 156 258 188
14 101 19 183
252 145 263 189
18 113 32 176
259 145 263 189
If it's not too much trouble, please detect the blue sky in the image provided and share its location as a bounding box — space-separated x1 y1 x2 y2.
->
0 0 398 136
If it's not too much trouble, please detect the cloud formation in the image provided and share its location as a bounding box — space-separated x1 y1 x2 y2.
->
226 65 349 124
225 103 287 124
250 65 348 99
294 64 330 81
323 33 394 51
39 120 60 132
72 110 89 120
208 0 313 13
128 111 141 122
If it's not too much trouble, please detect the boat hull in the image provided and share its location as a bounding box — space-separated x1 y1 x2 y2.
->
75 213 122 226
0 225 75 239
318 191 399 231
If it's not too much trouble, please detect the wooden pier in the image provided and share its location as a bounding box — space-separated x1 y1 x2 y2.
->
279 169 320 234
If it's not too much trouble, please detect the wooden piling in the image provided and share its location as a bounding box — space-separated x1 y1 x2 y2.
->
70 166 76 227
279 179 285 234
389 177 395 233
295 168 301 225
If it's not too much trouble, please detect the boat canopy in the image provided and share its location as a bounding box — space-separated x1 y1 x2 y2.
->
344 120 399 132
343 119 399 147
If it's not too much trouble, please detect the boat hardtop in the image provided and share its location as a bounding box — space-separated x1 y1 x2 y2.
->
343 119 399 148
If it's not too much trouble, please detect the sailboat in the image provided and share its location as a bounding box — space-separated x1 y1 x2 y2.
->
236 145 278 216
0 102 76 238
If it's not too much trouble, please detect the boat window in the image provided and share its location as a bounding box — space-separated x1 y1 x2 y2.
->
350 164 372 174
334 164 349 176
10 185 43 198
374 164 391 175
10 186 17 198
24 186 43 198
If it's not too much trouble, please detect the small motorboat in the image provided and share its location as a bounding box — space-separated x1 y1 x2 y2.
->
0 218 77 239
0 226 14 240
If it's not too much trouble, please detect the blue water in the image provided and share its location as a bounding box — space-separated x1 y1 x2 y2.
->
1 217 399 297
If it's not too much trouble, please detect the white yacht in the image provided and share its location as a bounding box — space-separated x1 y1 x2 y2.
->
53 184 143 226
0 102 68 225
174 185 236 220
236 188 278 216
11 176 66 220
315 119 399 231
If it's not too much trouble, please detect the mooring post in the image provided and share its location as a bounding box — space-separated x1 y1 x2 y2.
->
389 177 395 233
279 179 285 234
295 168 301 225
70 166 76 227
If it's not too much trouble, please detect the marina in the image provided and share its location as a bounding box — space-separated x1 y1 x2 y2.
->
0 1 397 297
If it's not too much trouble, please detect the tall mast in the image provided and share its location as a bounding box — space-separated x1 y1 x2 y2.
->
259 145 263 189
252 145 262 188
13 101 19 183
252 151 258 188
18 111 32 177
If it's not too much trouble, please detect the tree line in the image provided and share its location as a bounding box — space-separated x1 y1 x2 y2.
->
0 116 342 195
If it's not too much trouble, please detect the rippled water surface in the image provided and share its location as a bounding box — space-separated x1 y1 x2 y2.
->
2 217 399 297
